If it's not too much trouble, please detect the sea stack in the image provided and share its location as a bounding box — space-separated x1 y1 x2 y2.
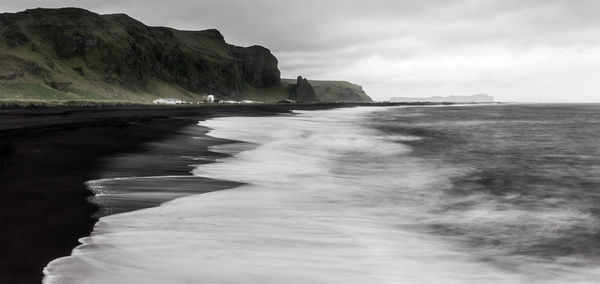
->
292 76 318 103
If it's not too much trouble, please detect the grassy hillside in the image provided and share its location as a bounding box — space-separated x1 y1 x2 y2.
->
282 78 372 103
0 8 373 104
0 8 280 103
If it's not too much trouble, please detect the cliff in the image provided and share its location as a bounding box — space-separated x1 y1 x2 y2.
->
0 8 280 103
282 78 372 103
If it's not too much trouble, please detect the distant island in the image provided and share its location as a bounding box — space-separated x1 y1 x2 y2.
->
0 8 372 105
390 94 494 103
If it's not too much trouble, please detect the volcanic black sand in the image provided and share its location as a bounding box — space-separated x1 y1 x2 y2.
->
0 103 374 283
0 102 423 283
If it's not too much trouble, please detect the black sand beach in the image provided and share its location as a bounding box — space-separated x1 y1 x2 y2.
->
0 103 392 283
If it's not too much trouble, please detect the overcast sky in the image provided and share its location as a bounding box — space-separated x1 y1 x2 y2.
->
2 0 599 102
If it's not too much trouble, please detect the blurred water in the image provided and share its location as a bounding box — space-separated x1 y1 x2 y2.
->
43 104 600 283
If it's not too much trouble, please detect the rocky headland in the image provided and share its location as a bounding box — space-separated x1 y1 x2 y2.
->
0 8 372 104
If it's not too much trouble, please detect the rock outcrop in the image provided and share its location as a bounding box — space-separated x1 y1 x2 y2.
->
230 45 280 88
290 76 318 103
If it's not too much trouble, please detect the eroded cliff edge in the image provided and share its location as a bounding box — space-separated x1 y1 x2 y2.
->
0 8 372 103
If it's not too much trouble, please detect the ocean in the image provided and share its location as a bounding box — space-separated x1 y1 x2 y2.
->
43 104 600 283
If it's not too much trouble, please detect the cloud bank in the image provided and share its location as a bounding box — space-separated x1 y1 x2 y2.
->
2 0 599 102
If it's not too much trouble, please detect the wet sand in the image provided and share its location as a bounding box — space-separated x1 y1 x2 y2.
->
0 117 199 283
0 104 290 283
0 102 420 283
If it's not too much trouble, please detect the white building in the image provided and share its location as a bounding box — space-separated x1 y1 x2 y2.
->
202 95 215 104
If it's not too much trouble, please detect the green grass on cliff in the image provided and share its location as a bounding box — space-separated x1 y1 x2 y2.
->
0 98 137 108
0 82 75 100
0 80 291 104
281 78 372 102
0 8 372 105
0 8 283 104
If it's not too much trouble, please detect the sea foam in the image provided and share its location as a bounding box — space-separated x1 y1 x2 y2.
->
43 107 600 283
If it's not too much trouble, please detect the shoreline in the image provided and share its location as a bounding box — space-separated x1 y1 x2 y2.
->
0 102 456 138
0 116 201 283
0 102 448 283
0 104 282 283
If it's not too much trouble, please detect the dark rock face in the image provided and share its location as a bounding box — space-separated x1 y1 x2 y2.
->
0 8 281 97
292 76 318 103
2 25 29 47
231 45 281 88
281 78 373 103
47 81 73 91
73 66 85 77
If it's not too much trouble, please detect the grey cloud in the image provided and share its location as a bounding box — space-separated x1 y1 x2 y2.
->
1 0 599 101
5 0 598 50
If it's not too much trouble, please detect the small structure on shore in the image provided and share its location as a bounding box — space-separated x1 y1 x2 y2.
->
153 98 185 104
202 95 215 104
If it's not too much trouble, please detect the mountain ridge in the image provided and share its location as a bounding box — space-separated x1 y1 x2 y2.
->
0 7 372 104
